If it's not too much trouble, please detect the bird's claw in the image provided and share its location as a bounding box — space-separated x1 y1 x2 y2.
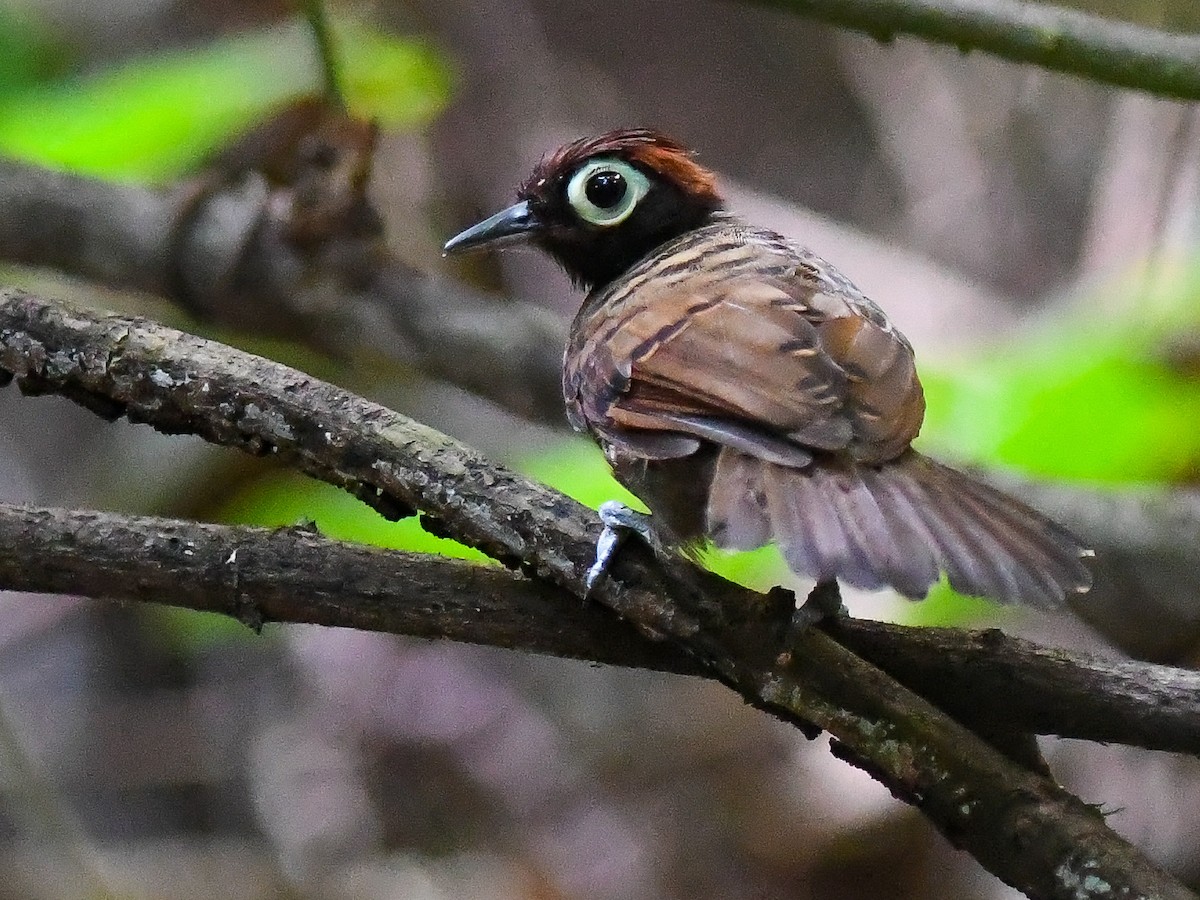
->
585 501 657 594
791 580 846 630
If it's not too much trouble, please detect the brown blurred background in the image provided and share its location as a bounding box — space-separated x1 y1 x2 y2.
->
2 0 1200 898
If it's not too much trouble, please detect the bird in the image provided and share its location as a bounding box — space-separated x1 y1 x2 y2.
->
444 129 1092 609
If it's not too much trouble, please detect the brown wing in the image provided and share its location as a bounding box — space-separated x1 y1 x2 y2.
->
566 251 925 467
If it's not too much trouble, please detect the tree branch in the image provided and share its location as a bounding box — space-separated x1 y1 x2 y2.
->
828 617 1200 755
0 502 685 672
2 500 1199 757
744 0 1200 101
0 287 1194 899
0 156 566 423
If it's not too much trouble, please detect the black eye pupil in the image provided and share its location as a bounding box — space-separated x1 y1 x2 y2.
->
585 171 627 209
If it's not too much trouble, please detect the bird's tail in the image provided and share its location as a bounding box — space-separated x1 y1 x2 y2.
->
704 448 1092 607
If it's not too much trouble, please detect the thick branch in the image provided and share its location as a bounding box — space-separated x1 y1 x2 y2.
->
2 500 1199 758
829 618 1200 754
745 0 1200 100
0 502 685 672
0 288 1193 899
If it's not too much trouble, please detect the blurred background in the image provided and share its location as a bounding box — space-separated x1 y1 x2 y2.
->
1 0 1200 897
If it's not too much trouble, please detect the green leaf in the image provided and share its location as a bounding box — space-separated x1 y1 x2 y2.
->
0 18 450 182
217 473 490 562
919 257 1200 483
148 605 264 649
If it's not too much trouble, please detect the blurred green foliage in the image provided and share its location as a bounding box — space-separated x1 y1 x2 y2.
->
219 474 492 563
159 474 495 648
920 258 1200 484
0 17 449 182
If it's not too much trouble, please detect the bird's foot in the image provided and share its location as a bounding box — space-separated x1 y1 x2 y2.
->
791 580 846 630
585 501 659 594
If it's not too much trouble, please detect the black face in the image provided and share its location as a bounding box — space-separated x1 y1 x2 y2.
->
443 132 724 292
518 155 720 290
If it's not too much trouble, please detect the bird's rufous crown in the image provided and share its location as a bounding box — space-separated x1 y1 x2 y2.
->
521 129 721 206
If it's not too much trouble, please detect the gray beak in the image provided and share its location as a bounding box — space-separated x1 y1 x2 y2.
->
443 200 540 254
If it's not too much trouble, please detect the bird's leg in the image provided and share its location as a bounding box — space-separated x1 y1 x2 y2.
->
791 579 847 629
585 501 661 593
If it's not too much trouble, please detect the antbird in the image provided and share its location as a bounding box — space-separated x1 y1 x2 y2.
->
444 129 1092 610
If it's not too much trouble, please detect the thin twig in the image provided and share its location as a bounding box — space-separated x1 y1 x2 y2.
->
0 686 116 900
297 0 347 110
743 0 1200 100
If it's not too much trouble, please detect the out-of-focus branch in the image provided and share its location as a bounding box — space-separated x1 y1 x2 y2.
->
0 288 1194 900
0 155 565 422
0 160 176 297
298 0 348 110
742 0 1200 100
2 500 1199 757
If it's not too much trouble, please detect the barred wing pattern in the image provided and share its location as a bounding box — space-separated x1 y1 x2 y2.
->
564 219 1091 606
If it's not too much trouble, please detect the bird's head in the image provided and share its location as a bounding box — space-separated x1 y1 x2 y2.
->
443 129 724 289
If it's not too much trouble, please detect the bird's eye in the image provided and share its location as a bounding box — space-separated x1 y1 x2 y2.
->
585 171 626 208
566 158 651 227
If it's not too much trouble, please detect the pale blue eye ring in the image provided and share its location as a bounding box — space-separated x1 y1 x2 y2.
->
566 158 651 227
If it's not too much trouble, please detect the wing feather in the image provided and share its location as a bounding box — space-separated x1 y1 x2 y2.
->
571 253 923 466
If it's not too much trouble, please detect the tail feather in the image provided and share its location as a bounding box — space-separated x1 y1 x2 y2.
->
824 464 931 595
931 465 1083 599
702 448 1091 607
908 461 1035 603
945 477 1068 601
806 467 879 589
705 450 770 550
763 463 897 591
763 464 841 582
876 462 1014 599
858 467 941 597
955 475 1086 587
